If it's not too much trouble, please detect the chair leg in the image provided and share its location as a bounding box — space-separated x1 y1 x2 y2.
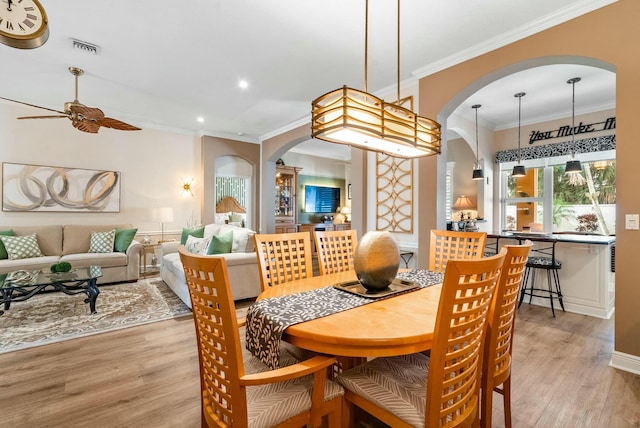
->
327 397 342 428
547 269 556 317
342 397 354 428
480 385 493 428
528 268 536 304
518 267 530 309
553 269 565 311
503 377 512 428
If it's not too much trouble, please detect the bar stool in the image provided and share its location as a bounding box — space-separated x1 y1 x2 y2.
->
518 238 565 317
484 235 501 257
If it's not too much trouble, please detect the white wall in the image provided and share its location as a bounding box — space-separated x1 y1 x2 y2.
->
0 102 200 234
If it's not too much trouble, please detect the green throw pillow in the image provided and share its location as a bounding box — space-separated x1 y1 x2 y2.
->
89 229 116 253
114 228 138 253
180 226 205 245
207 230 233 255
0 229 15 260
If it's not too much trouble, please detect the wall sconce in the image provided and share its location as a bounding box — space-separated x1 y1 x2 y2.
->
181 178 194 197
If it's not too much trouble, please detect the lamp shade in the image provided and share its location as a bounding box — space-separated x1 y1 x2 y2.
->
512 164 526 177
565 159 582 173
453 196 474 210
152 207 174 223
472 167 484 180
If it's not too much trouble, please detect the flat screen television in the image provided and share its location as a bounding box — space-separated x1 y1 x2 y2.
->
304 185 340 213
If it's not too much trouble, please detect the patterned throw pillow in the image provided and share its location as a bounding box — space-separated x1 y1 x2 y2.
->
185 235 211 255
89 229 116 253
0 233 44 260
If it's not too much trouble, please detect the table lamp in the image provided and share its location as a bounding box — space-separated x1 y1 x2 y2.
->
340 206 351 222
453 195 475 220
153 207 174 243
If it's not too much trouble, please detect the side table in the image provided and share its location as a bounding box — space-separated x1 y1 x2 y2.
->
140 243 161 277
399 251 414 268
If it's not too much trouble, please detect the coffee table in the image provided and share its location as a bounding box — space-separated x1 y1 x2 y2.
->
0 266 103 315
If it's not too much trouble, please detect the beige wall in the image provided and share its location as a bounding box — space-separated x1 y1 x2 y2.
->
0 102 200 233
418 0 639 358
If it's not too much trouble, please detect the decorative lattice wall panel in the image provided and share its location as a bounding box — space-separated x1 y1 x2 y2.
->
376 153 413 233
215 176 248 208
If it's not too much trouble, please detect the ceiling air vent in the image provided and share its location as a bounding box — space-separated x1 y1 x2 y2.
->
70 38 101 55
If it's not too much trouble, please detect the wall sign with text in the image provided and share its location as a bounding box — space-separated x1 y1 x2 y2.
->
528 117 616 145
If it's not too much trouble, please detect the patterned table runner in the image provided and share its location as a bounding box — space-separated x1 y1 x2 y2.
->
246 270 443 369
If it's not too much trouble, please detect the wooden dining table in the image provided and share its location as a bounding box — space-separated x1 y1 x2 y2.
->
255 270 443 358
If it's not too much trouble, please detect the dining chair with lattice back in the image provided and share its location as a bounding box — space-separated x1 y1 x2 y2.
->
313 229 358 275
429 229 487 272
178 246 343 428
254 232 313 291
335 248 507 428
480 242 532 428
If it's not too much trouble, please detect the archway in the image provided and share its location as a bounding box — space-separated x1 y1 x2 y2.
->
435 56 616 234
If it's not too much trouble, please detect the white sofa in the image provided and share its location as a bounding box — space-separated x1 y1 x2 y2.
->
160 223 261 307
0 224 142 284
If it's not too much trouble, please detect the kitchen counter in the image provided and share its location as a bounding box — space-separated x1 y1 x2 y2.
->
489 232 615 319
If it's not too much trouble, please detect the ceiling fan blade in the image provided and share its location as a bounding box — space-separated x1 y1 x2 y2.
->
95 117 141 131
17 115 69 119
0 96 67 115
73 119 100 133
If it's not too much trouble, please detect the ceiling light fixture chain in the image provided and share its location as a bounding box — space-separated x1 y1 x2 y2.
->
512 92 526 178
472 104 484 180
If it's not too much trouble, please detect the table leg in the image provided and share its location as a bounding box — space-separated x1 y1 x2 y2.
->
83 278 100 314
1 289 12 312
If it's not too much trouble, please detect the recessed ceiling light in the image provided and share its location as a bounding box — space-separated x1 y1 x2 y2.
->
238 80 249 89
197 116 205 123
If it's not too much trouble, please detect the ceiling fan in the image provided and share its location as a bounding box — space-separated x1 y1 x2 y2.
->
0 67 141 134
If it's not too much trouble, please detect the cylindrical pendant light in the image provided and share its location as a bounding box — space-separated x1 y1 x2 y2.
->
512 92 526 178
471 104 484 180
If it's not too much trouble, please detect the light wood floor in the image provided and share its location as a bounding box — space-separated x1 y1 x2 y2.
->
0 302 638 427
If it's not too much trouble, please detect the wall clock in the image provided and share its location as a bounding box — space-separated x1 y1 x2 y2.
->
0 0 49 49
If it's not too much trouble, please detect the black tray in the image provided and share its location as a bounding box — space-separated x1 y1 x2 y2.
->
334 278 419 299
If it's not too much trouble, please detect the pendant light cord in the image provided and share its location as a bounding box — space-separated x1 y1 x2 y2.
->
472 104 481 164
364 0 368 94
518 96 521 162
475 107 479 163
397 0 400 103
515 92 525 163
567 77 581 159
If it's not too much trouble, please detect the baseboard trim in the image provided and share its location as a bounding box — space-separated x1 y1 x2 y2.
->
520 297 613 319
609 350 640 375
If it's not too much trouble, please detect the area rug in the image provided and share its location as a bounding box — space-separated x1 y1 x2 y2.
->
0 278 191 354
